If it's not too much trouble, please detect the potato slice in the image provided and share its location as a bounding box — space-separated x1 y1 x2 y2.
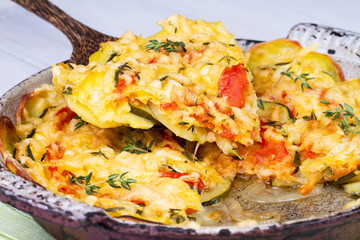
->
245 38 302 71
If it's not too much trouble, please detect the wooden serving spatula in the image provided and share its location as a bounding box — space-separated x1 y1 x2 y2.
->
12 0 117 65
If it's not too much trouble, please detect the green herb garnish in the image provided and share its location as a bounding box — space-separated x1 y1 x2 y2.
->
73 116 88 131
257 99 265 110
39 108 49 118
231 148 244 161
187 124 195 134
69 172 136 195
159 75 168 81
302 111 317 121
206 113 215 118
181 149 200 162
62 86 73 95
293 151 301 167
91 149 108 159
218 55 237 66
281 67 314 91
27 145 35 161
145 39 186 53
275 61 292 66
320 99 330 105
26 129 36 138
106 52 118 63
323 103 360 135
114 63 132 86
122 137 154 154
169 208 186 224
264 120 283 128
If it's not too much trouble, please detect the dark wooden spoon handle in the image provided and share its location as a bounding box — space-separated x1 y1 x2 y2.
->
12 0 116 64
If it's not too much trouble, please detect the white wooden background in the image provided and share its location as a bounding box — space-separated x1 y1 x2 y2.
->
1 0 360 97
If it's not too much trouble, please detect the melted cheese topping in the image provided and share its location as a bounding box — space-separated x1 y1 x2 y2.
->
14 84 234 225
52 15 260 150
243 39 360 194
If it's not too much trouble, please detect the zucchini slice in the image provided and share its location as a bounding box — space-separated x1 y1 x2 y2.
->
129 103 157 123
257 100 295 124
328 171 357 185
148 102 208 144
201 179 232 206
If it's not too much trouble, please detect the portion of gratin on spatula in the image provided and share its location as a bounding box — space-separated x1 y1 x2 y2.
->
52 15 260 157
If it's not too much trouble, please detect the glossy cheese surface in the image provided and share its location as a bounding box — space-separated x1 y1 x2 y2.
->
52 15 260 152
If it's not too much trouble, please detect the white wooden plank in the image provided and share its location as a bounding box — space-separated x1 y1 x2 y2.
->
0 50 40 97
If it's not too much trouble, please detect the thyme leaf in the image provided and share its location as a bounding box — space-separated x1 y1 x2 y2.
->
26 128 36 138
91 149 108 159
122 136 154 154
293 151 301 167
73 116 88 131
181 149 200 162
27 144 35 161
323 103 360 135
257 99 265 110
218 55 237 66
231 148 244 161
302 111 317 121
62 86 73 95
114 63 132 87
280 67 314 91
187 124 195 134
145 39 186 53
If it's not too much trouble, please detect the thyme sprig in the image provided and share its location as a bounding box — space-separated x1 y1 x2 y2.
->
69 172 136 195
280 67 314 91
73 116 88 131
323 103 360 135
122 136 154 154
145 39 186 53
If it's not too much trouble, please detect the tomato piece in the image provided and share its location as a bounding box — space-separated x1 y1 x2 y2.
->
255 140 289 163
59 185 81 195
46 142 66 160
160 171 188 179
149 57 157 64
48 166 58 172
304 146 320 160
160 102 179 111
219 126 235 140
185 208 198 215
218 63 249 108
113 79 127 94
191 113 215 129
56 107 77 129
130 199 148 206
160 170 205 190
